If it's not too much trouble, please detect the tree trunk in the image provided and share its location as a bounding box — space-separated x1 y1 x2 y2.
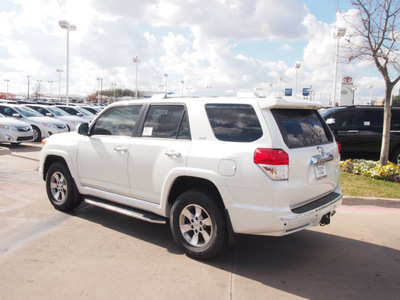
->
379 86 393 165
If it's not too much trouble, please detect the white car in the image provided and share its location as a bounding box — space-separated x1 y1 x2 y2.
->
24 104 84 131
0 113 34 144
40 95 342 259
55 105 95 122
0 104 68 142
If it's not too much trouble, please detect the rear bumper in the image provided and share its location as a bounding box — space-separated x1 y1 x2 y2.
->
228 190 343 236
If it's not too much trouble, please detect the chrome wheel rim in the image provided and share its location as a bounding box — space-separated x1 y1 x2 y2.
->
179 204 213 247
32 128 39 140
50 171 68 203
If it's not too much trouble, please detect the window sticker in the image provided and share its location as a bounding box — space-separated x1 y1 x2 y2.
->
143 127 153 136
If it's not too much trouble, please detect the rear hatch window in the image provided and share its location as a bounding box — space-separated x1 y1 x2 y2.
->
271 109 333 148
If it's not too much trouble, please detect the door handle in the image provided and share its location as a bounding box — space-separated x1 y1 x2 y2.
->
165 150 181 158
347 130 359 133
114 146 128 154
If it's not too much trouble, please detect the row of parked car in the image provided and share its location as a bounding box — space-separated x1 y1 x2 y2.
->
0 102 103 144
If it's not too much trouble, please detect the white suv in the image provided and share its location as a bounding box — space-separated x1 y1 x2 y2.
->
40 95 342 259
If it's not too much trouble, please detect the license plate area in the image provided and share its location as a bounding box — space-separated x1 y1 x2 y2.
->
314 163 327 180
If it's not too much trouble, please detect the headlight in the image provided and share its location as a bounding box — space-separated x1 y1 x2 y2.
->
0 124 10 130
42 123 57 129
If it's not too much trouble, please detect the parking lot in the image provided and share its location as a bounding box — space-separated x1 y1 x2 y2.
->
0 142 399 299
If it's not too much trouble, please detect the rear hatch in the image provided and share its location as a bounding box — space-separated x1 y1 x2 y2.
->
258 97 341 209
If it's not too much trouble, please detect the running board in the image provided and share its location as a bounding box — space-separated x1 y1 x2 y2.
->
84 198 167 224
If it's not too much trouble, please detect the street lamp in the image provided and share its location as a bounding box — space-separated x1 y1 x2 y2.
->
111 82 117 102
48 81 53 99
56 69 63 102
97 77 103 103
278 77 283 96
368 85 373 104
26 76 30 99
181 80 184 95
37 80 42 100
4 79 9 99
133 56 140 99
164 73 168 94
295 62 301 97
59 20 77 105
332 27 346 106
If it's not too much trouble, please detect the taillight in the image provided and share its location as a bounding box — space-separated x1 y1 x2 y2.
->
336 142 341 154
254 148 289 180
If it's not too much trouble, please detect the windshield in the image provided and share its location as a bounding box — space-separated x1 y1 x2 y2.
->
47 106 70 116
76 107 94 116
14 106 43 117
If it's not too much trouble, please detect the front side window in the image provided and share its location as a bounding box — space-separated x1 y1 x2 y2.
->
205 104 263 142
92 105 142 136
141 105 189 139
272 109 333 148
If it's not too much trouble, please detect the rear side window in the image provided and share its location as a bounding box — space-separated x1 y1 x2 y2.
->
141 105 190 139
364 110 383 127
272 109 333 148
205 104 263 142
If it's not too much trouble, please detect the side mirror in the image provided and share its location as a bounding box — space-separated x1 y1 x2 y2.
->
77 122 90 136
12 113 21 118
77 112 83 116
46 112 54 117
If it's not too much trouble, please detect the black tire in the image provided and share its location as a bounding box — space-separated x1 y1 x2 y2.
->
170 189 228 260
390 148 400 165
32 125 42 142
46 162 81 212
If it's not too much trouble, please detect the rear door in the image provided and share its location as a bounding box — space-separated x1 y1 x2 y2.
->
128 104 192 204
328 109 363 152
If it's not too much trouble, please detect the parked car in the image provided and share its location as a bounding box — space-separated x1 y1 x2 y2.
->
55 105 95 122
77 105 103 115
0 104 68 142
24 104 84 131
320 106 400 164
40 95 342 259
0 113 34 144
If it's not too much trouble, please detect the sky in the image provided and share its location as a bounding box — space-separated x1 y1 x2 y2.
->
0 0 397 105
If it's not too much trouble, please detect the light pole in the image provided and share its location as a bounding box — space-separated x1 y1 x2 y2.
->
48 81 53 98
164 73 168 94
4 79 9 99
181 80 184 94
37 80 42 100
295 62 301 97
352 86 357 105
368 85 373 104
97 77 103 103
26 76 30 99
111 82 117 102
332 27 346 106
133 56 140 99
59 20 77 105
56 69 63 102
278 77 283 96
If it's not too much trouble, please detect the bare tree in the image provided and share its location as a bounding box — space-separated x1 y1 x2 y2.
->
343 0 400 165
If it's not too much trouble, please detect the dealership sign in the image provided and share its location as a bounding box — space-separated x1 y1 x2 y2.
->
340 76 353 106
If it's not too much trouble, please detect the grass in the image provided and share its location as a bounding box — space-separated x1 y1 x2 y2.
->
340 172 400 199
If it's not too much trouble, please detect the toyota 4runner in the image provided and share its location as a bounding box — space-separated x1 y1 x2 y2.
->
40 95 342 259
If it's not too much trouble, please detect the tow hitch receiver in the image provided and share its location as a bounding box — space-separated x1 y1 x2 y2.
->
320 212 333 226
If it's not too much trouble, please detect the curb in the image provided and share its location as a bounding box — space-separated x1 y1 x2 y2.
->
0 146 11 155
342 195 400 208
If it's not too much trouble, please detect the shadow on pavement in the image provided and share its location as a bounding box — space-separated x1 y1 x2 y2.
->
71 203 400 299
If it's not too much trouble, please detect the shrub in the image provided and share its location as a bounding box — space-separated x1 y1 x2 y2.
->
340 159 400 183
